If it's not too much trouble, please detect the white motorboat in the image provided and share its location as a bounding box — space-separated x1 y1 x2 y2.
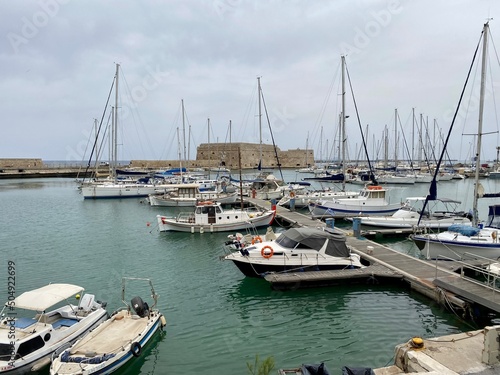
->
277 188 359 209
223 227 365 278
147 183 238 207
308 184 401 219
0 284 107 374
351 197 472 229
50 277 166 375
156 201 275 233
248 174 289 200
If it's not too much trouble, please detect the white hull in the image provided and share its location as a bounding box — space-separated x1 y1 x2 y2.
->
50 310 164 375
81 183 176 199
157 210 275 233
357 215 470 229
0 284 107 375
148 192 238 207
224 227 365 277
413 227 500 260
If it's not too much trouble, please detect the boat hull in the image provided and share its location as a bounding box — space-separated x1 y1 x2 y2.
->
81 184 167 199
157 211 275 233
412 231 500 260
50 312 163 375
309 202 400 219
228 259 362 278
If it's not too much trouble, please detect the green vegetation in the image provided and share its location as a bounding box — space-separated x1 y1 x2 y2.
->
246 354 275 375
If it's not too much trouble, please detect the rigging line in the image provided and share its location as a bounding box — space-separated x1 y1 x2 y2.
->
418 28 483 226
259 87 285 182
119 68 157 161
94 111 113 174
83 75 115 182
311 62 341 151
416 115 432 172
397 111 415 172
344 59 378 185
487 50 500 146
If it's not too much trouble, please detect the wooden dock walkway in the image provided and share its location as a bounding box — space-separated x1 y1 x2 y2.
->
245 197 500 316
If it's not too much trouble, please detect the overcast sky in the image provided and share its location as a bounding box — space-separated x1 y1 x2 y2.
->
2 0 500 164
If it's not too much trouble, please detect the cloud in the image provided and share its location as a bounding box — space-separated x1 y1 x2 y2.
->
1 0 499 164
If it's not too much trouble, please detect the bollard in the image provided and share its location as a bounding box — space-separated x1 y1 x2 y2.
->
352 217 361 238
325 218 335 229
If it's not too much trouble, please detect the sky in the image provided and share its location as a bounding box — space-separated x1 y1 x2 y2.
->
2 0 500 164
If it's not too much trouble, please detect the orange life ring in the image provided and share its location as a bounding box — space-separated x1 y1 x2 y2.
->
261 245 274 259
251 236 263 245
199 201 214 205
367 185 382 190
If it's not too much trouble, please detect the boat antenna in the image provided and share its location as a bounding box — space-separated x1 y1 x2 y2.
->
417 25 484 226
344 59 378 185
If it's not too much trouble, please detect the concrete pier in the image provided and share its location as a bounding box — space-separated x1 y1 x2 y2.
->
373 326 500 374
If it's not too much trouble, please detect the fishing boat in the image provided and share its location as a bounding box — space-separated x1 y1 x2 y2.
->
350 197 471 229
0 284 107 374
223 227 365 277
308 184 401 219
50 277 166 375
156 201 275 233
411 22 500 260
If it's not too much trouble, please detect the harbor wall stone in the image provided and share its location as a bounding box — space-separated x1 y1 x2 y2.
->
130 142 313 169
0 158 44 169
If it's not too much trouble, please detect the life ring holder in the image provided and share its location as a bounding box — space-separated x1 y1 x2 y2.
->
251 236 263 245
261 245 274 259
130 342 142 357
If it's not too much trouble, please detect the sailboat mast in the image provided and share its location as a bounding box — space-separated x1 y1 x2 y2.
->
181 99 186 163
258 76 262 168
472 22 489 226
394 108 398 170
112 63 119 180
177 127 183 182
341 56 347 191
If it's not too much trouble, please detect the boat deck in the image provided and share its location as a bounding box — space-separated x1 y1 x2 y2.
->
246 197 500 314
69 310 147 355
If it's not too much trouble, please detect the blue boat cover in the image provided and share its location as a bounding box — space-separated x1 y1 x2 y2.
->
448 224 480 236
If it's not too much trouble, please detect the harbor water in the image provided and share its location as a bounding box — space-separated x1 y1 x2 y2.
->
1 172 499 374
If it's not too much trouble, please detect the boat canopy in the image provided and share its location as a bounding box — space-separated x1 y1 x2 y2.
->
275 227 350 258
486 205 500 229
11 283 83 311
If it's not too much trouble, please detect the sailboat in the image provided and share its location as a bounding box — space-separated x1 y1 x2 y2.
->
308 56 400 218
412 22 500 260
81 64 181 199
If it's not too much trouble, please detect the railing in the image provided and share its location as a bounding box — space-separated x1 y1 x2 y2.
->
434 252 500 294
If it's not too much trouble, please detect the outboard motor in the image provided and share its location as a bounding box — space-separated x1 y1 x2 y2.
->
131 296 150 318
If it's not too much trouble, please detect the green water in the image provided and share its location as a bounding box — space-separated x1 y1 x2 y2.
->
0 176 486 374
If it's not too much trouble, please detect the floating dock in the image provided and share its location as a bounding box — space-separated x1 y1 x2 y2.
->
246 198 500 318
